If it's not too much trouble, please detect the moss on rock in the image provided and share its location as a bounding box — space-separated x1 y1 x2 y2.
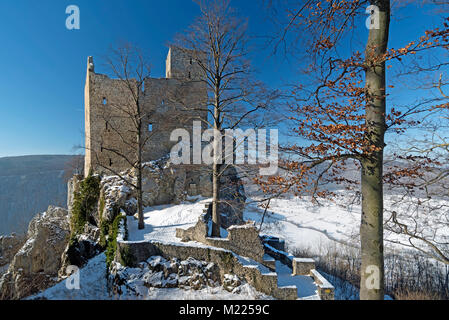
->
70 174 101 238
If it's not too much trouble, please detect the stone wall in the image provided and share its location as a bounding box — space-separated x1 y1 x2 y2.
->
84 46 207 178
175 207 263 263
310 269 335 300
292 258 315 276
116 239 298 300
262 237 335 300
166 46 205 80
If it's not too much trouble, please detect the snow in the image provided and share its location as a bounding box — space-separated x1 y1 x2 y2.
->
140 284 273 300
244 195 360 252
127 200 209 242
29 254 110 300
244 191 449 253
30 252 272 300
33 186 429 300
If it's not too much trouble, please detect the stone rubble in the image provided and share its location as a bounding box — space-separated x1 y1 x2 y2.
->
108 255 249 298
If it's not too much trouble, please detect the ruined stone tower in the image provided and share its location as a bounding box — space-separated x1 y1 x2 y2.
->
84 46 207 176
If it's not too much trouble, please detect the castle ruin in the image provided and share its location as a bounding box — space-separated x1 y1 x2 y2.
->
84 46 212 197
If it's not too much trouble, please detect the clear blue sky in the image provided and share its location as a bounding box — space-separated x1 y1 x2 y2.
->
0 1 445 157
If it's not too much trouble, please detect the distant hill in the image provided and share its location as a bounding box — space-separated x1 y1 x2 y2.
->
0 155 82 235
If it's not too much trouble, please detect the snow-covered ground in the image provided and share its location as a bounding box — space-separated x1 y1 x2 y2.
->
29 253 272 300
244 195 360 253
244 191 449 256
29 254 110 300
33 186 443 300
31 198 274 300
126 199 209 243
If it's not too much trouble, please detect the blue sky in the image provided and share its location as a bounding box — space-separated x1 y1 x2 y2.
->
0 1 446 157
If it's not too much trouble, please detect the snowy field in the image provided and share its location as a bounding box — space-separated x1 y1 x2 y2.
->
244 191 449 257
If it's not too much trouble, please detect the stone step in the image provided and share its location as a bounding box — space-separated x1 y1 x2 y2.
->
262 254 276 271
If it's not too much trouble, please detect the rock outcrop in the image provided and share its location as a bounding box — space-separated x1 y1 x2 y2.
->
58 223 102 279
0 206 70 300
0 233 25 277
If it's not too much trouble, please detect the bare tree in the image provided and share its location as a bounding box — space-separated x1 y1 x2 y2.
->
261 0 449 299
384 94 449 265
63 154 84 183
173 0 278 237
92 43 153 230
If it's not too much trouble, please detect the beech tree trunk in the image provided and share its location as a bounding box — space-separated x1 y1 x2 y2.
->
360 0 390 300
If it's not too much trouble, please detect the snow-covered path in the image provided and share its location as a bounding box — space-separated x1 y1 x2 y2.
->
127 199 208 242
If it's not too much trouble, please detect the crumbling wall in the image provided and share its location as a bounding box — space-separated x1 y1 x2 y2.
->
175 206 263 263
84 47 208 180
116 239 298 300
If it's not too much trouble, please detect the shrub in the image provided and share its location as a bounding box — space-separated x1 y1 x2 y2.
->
105 213 128 268
70 173 101 238
291 243 449 300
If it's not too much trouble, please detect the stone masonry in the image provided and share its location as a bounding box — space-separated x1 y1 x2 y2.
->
84 46 208 195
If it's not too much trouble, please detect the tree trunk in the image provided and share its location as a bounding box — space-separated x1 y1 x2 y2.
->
360 0 390 300
137 108 145 230
211 162 221 237
211 89 221 238
137 163 144 230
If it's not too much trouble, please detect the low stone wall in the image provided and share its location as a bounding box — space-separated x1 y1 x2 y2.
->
116 239 297 300
122 204 334 300
262 237 335 300
261 236 286 252
292 258 315 276
310 269 335 300
176 205 265 264
263 243 295 268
